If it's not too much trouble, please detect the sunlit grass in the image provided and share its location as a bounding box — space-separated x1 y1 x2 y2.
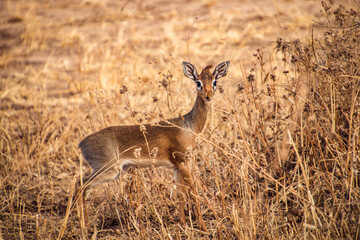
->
1 0 359 239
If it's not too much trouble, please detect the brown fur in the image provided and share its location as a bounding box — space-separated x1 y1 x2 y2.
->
76 61 230 232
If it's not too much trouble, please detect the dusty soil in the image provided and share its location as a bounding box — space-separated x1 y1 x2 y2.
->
1 0 324 91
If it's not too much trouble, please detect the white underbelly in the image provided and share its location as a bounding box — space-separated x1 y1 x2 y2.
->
119 158 176 172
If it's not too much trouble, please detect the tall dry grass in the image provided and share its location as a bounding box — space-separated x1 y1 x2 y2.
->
1 0 359 239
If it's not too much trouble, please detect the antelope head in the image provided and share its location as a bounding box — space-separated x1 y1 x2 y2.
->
182 61 230 102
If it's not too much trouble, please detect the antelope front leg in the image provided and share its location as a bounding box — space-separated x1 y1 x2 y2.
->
174 168 188 227
175 164 208 232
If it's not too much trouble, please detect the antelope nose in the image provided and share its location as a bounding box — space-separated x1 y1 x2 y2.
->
205 96 211 101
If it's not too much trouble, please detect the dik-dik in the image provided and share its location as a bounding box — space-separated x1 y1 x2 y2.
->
77 61 230 231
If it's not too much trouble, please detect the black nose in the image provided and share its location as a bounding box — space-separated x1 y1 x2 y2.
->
205 96 210 101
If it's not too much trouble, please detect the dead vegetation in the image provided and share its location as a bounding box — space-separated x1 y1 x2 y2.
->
1 0 359 239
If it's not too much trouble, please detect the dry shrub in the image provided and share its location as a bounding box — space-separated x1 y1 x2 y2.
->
200 2 360 238
1 0 359 239
272 2 360 238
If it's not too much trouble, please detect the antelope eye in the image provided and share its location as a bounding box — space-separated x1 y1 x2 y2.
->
213 80 217 90
196 81 203 90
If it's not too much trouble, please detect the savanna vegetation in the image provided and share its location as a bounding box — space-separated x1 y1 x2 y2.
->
1 0 359 239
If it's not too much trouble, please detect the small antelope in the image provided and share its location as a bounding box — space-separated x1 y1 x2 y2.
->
77 61 230 231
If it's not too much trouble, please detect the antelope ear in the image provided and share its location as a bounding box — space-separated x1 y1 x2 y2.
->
213 61 230 80
182 61 198 81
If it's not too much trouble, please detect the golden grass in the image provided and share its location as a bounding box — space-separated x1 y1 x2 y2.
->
1 0 359 239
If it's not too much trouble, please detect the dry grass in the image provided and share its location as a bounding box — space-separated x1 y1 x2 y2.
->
1 0 359 239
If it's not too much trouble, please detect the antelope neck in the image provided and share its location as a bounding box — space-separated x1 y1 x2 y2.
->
183 94 209 133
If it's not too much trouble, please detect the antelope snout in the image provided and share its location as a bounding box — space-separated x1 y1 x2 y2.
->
204 91 213 101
